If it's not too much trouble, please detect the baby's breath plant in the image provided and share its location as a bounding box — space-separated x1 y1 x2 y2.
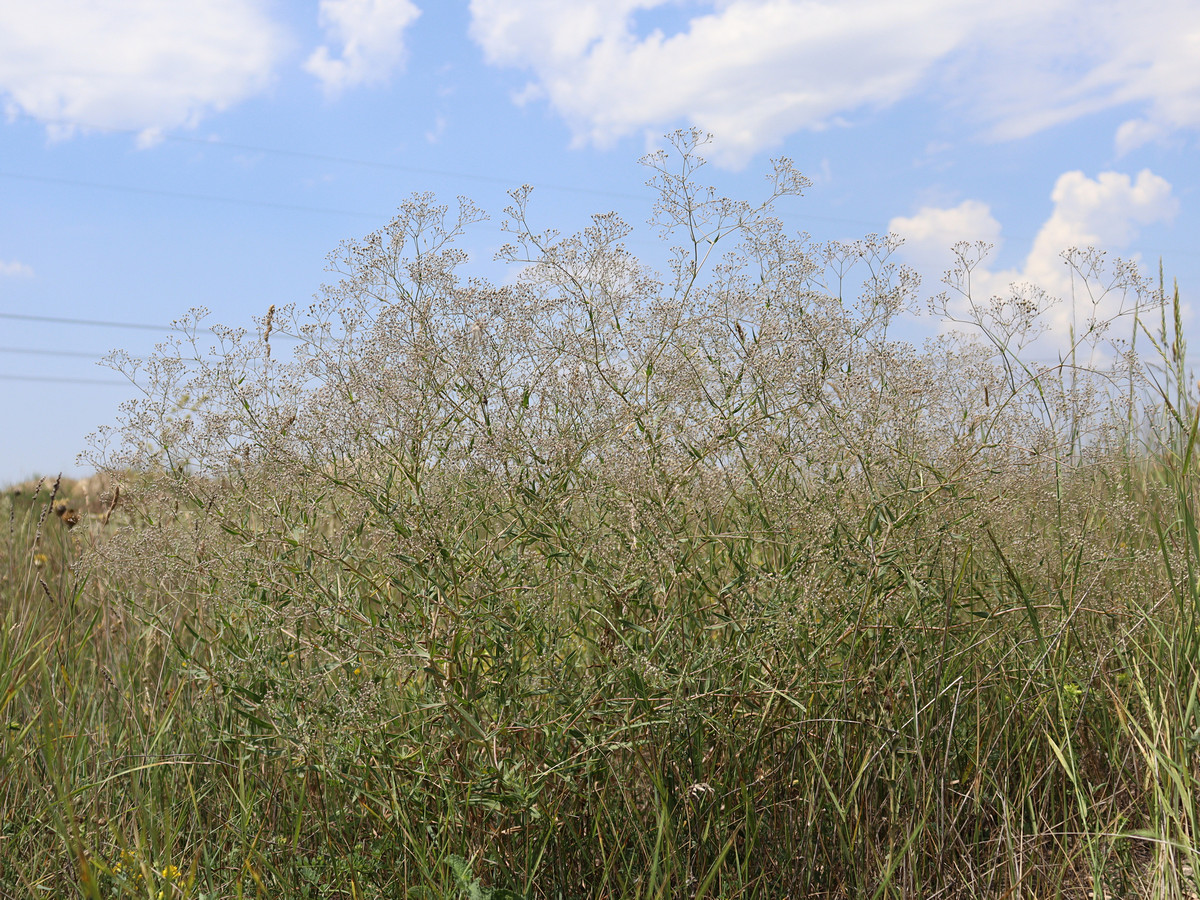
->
3 130 1192 898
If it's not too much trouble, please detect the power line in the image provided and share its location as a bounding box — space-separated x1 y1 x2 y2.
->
0 164 905 235
0 170 387 220
0 346 107 360
0 310 180 332
0 373 133 386
1 116 903 233
0 311 298 339
153 134 649 203
8 111 650 204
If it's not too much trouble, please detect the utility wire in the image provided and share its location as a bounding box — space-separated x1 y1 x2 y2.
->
0 346 107 360
8 111 649 203
0 170 387 220
2 115 902 232
145 133 650 203
0 373 133 386
0 311 298 339
0 167 894 235
0 310 185 332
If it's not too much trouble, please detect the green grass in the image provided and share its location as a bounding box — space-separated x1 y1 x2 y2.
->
5 439 1200 898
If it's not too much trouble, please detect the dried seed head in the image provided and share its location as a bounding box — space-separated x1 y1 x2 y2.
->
263 304 276 359
102 485 120 526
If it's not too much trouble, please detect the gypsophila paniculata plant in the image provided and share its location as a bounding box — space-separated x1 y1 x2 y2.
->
63 129 1196 899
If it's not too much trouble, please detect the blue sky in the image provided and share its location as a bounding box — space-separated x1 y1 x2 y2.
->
1 0 1197 482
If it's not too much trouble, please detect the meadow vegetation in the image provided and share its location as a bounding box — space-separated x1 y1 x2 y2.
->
4 130 1200 897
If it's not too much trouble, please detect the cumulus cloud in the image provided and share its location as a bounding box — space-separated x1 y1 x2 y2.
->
305 0 422 96
470 0 995 165
890 200 1003 270
889 170 1178 352
0 0 288 142
0 259 34 278
1021 170 1177 290
468 0 1200 165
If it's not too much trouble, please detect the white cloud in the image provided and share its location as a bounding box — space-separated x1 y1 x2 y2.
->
1115 119 1168 157
0 0 288 142
471 0 995 165
305 0 422 96
468 0 1200 165
1022 170 1177 290
890 200 1003 270
0 259 34 278
890 170 1178 352
954 2 1200 152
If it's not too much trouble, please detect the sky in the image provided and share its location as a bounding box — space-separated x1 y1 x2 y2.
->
1 0 1197 483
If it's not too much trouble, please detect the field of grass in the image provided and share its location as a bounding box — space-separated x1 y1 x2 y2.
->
4 133 1200 898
